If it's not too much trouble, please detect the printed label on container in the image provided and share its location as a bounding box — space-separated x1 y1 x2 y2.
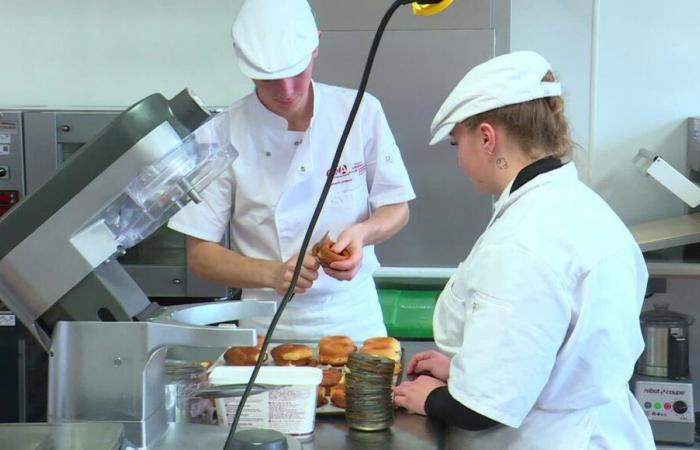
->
217 386 316 435
0 134 10 144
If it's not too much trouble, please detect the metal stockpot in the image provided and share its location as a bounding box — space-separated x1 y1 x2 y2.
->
636 304 695 379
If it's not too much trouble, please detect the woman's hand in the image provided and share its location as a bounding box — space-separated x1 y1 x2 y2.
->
394 375 447 415
323 225 366 281
270 253 320 295
406 350 451 381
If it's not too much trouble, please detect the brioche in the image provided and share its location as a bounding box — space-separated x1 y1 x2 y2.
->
270 343 313 366
321 367 344 387
312 235 351 268
223 336 267 366
362 336 400 354
330 384 347 409
319 335 356 366
316 385 328 407
359 344 402 375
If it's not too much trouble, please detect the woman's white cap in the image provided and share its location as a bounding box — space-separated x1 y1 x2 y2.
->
231 0 319 80
429 51 561 145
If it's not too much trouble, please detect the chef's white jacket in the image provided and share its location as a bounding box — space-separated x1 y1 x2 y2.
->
169 82 415 340
434 163 654 449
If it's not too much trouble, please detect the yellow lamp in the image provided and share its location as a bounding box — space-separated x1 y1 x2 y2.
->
412 0 454 16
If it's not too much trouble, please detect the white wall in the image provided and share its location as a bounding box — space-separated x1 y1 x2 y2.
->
512 0 700 227
1 0 250 108
511 0 595 182
592 0 700 225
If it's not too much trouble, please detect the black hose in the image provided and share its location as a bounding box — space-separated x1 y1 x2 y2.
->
223 0 413 447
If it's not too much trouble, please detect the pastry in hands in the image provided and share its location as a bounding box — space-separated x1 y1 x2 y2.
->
223 336 267 366
270 343 314 366
319 335 357 366
312 234 351 268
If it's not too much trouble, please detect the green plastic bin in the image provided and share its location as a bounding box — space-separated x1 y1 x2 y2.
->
378 289 440 339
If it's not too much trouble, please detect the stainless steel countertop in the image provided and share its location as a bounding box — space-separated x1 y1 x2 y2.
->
304 411 446 449
147 412 446 450
0 422 124 450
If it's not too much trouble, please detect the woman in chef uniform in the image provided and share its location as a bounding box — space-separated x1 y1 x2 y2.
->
393 51 654 449
168 0 415 340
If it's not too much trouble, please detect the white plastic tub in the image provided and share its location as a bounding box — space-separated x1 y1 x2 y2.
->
210 366 323 436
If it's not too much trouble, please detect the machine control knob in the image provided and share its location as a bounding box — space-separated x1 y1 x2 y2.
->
673 400 688 415
60 125 71 132
172 278 182 285
0 167 7 177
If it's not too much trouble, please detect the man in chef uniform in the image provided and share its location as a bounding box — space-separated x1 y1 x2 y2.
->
168 0 415 340
393 51 655 449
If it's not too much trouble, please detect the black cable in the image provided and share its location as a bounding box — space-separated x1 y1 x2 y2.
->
223 0 414 447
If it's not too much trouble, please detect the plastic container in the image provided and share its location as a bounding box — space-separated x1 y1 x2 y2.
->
378 289 439 338
210 366 322 436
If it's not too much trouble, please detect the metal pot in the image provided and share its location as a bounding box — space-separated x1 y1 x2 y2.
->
636 304 695 379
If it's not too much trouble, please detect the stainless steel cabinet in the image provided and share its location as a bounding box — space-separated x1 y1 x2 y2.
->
312 0 509 268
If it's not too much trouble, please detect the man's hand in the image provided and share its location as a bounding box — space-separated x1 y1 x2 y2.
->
323 225 366 281
406 350 451 382
394 375 447 415
270 253 320 295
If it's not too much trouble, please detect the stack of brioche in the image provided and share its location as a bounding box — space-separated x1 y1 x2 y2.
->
222 335 401 409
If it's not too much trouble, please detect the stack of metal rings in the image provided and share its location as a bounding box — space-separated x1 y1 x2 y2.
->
345 352 395 431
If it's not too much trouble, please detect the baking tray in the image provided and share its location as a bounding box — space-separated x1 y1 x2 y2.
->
213 340 404 415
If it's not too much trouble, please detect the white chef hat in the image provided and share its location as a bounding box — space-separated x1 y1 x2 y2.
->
231 0 319 80
429 51 561 145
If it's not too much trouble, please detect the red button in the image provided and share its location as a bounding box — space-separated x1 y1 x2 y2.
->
0 190 19 204
664 402 672 410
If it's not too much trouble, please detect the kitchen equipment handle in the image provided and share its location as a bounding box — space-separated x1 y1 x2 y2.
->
668 333 690 379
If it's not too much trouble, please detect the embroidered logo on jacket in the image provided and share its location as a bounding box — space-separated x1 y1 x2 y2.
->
326 162 366 185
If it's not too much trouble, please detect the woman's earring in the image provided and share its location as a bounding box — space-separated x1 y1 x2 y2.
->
496 158 508 170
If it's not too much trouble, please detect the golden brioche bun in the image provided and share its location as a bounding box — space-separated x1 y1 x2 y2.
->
359 344 402 375
319 335 356 365
223 346 266 366
312 235 351 268
321 367 344 387
316 385 328 407
223 335 269 366
330 384 347 409
362 336 400 354
270 344 313 366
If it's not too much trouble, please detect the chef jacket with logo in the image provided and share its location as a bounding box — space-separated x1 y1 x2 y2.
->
169 82 415 340
434 163 654 449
